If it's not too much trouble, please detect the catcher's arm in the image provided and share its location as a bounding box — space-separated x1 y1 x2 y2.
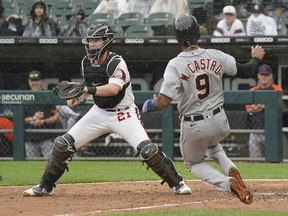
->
82 83 121 97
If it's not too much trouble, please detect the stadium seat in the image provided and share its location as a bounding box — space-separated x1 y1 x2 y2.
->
19 12 28 26
186 0 206 12
116 12 144 31
19 0 40 16
110 25 124 37
3 7 20 17
281 10 288 25
124 24 154 37
49 1 73 18
87 13 115 26
146 12 174 36
72 1 100 18
2 0 16 9
71 0 100 5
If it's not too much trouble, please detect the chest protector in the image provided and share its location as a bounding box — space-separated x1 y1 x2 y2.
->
81 53 130 108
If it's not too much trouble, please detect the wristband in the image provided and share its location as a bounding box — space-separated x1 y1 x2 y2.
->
87 87 97 95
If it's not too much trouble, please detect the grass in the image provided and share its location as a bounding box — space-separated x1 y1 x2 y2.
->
0 161 287 186
104 210 288 216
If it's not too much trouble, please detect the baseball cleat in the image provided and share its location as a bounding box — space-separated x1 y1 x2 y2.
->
23 185 55 197
228 167 246 188
173 181 192 195
230 177 253 204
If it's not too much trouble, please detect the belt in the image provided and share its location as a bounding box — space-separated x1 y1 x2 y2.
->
183 106 222 122
106 106 130 112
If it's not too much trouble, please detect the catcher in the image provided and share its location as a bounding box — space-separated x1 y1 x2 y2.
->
23 24 191 196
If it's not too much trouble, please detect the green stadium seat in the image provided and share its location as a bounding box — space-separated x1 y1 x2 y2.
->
87 13 115 26
18 0 39 16
72 1 100 18
146 12 173 26
2 0 15 8
186 0 206 11
116 12 144 31
49 1 73 18
124 24 154 37
146 12 174 36
110 24 124 37
71 0 100 5
3 7 20 17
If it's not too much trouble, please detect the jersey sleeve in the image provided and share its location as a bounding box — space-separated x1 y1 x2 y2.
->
159 61 181 99
108 59 128 89
216 50 237 76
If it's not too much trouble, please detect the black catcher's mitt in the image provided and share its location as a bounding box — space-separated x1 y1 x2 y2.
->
52 81 84 100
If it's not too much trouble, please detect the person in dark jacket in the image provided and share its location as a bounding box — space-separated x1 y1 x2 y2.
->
22 1 57 37
0 14 24 36
60 8 88 37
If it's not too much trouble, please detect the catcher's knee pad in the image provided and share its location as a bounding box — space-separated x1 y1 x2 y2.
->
52 133 76 162
137 141 182 188
39 133 75 190
138 141 159 161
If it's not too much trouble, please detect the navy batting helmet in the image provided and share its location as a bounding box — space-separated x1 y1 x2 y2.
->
174 14 200 47
84 24 114 60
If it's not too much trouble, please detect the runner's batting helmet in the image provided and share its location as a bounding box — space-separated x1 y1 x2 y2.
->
174 14 200 47
84 24 113 60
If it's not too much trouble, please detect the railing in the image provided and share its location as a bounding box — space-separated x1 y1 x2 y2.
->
0 90 283 162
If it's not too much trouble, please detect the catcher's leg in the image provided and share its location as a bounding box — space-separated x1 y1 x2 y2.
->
137 140 191 195
23 133 76 196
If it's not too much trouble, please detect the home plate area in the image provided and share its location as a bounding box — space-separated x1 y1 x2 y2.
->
1 180 287 216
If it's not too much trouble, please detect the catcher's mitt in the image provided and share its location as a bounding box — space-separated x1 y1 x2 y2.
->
52 81 84 100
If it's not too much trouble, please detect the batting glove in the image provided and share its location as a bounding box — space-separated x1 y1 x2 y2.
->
142 99 157 113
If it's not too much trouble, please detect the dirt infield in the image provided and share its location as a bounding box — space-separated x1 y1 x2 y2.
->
1 180 287 216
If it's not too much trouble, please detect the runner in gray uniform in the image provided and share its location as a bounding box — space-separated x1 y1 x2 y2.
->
142 14 266 204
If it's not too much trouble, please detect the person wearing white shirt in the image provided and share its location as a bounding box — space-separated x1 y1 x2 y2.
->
246 4 278 36
213 5 246 37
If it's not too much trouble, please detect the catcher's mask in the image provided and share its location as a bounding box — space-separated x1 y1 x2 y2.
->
174 14 200 47
84 24 114 60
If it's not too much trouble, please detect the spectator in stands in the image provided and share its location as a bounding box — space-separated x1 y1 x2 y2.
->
213 5 246 36
127 0 154 18
272 0 288 8
271 1 287 35
60 8 89 37
149 0 189 17
22 1 57 37
231 0 248 18
24 70 59 158
1 14 25 36
0 105 13 157
91 0 129 19
245 64 283 158
246 4 278 36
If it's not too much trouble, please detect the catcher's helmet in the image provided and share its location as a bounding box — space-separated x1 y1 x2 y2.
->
84 24 114 60
174 14 200 47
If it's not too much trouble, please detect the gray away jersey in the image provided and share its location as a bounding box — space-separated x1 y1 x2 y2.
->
160 48 237 116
